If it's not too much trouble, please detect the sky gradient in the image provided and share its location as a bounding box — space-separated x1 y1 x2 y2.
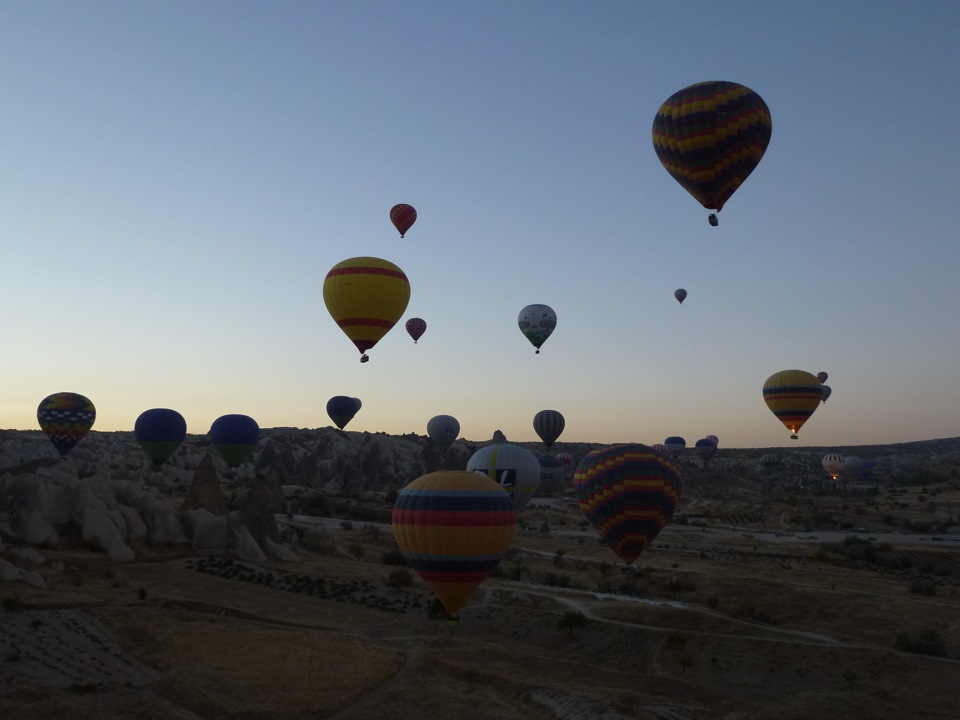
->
2 1 959 448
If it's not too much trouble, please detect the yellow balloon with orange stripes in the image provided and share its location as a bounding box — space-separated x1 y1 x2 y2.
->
323 256 411 363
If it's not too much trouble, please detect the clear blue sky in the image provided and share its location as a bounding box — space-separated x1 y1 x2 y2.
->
2 1 958 448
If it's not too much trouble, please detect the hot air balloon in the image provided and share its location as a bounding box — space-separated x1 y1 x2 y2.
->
209 414 260 468
705 435 718 446
37 392 96 456
651 443 669 456
663 436 686 458
405 317 427 343
518 304 556 354
390 203 417 237
695 438 717 463
466 443 541 511
538 455 565 495
555 451 575 466
674 289 687 304
758 453 781 470
652 81 772 225
533 409 565 449
575 444 681 565
822 453 844 481
323 257 411 363
816 372 828 383
135 408 187 467
427 415 460 452
762 370 823 439
821 385 832 403
392 470 515 617
327 396 362 430
844 456 863 480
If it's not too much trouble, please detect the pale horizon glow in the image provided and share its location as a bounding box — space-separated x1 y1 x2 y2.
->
2 2 959 449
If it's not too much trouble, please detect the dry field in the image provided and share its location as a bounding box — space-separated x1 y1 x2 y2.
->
2 479 960 719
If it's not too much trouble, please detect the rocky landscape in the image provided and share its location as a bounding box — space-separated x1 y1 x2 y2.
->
2 427 959 719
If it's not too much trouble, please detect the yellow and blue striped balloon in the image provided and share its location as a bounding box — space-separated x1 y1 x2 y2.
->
37 392 96 456
653 81 772 218
762 369 823 439
392 471 515 615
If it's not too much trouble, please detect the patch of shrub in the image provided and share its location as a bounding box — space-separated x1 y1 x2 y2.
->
908 578 936 596
895 627 947 657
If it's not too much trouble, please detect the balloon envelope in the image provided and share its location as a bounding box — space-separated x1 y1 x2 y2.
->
663 437 686 458
323 257 410 361
209 414 260 468
390 203 417 237
392 471 515 614
821 385 832 403
695 438 717 463
518 304 557 353
575 444 681 565
533 409 565 449
37 392 96 456
538 455 565 495
327 396 362 430
427 415 460 452
405 317 427 343
674 289 687 304
762 370 823 439
653 81 772 216
822 453 845 480
816 372 828 383
135 408 187 466
466 443 541 511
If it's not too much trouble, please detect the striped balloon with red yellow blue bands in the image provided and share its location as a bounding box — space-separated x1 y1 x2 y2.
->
392 471 515 614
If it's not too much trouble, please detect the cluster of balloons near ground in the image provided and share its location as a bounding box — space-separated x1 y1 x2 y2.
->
36 392 261 470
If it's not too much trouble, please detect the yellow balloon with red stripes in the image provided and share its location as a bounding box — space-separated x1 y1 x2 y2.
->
323 257 411 362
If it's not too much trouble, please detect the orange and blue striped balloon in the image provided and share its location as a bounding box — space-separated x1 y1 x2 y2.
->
575 444 681 566
323 256 410 362
762 369 823 439
392 471 515 614
37 392 96 456
652 81 772 216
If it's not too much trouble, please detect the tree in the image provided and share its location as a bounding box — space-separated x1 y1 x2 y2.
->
386 569 413 593
557 610 589 638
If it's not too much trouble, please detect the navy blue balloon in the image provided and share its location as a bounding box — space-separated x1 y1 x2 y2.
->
208 414 260 468
135 408 187 466
327 395 362 430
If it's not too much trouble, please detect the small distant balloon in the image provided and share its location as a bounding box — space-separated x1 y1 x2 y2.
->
821 385 832 403
705 435 718 446
390 203 417 237
37 392 96 456
822 453 844 481
816 372 828 383
518 304 557 354
135 408 187 467
327 396 362 430
405 317 427 343
533 409 565 449
663 437 686 458
674 289 687 304
208 414 260 468
427 415 460 452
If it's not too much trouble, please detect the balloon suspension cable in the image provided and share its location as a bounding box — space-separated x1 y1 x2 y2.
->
708 213 718 227
360 354 369 363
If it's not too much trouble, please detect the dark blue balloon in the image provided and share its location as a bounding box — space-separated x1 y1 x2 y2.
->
327 395 361 430
135 408 187 466
208 414 260 467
